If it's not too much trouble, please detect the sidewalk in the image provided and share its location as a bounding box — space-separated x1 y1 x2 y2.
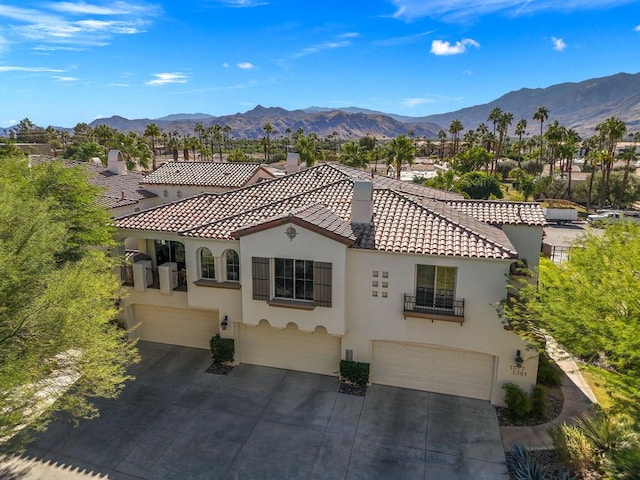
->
500 338 597 451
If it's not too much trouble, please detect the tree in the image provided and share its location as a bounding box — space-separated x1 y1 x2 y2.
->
294 133 318 167
385 135 415 179
505 223 640 414
143 123 162 171
262 122 274 162
619 146 638 198
0 156 138 445
338 140 368 168
452 146 491 174
456 171 503 199
514 119 528 166
487 107 503 153
493 111 513 173
510 168 549 201
533 106 549 166
448 119 464 156
595 117 627 207
421 169 458 191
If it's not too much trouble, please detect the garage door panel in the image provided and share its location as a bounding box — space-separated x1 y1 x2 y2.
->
371 341 494 400
238 323 339 376
133 305 218 350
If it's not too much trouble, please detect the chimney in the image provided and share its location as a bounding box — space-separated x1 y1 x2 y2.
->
286 153 301 175
107 149 127 175
351 181 373 224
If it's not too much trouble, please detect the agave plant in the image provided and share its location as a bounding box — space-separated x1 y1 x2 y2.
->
507 444 547 480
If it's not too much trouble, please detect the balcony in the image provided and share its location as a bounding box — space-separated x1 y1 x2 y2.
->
403 294 465 324
120 265 134 286
172 270 187 292
146 267 160 289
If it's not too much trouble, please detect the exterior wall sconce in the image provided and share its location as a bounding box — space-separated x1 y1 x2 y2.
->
284 225 298 241
514 350 524 368
221 315 228 330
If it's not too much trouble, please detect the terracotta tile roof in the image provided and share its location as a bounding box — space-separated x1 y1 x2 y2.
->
116 163 519 259
83 163 156 209
141 161 274 187
446 200 547 226
232 204 357 245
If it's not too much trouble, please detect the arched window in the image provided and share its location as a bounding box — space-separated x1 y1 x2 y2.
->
225 250 240 282
200 248 215 279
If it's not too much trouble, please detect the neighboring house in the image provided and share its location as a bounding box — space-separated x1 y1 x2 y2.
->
114 163 546 405
140 161 276 201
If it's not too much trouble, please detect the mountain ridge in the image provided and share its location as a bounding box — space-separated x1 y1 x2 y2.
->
86 71 640 139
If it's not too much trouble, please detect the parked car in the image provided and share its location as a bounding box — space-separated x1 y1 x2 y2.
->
587 211 640 224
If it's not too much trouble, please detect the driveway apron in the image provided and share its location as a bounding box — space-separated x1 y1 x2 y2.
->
0 342 507 479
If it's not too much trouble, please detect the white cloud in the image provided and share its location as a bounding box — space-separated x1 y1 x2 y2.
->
286 40 352 61
635 25 640 31
0 2 160 49
430 38 479 55
219 0 268 7
52 75 77 82
373 30 433 46
402 97 433 107
108 83 129 87
222 62 229 68
552 36 567 51
390 0 635 22
145 72 189 86
0 66 64 72
338 32 360 39
237 62 255 69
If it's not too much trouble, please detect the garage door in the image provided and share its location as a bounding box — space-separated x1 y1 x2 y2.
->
132 305 218 350
371 341 495 400
238 323 340 376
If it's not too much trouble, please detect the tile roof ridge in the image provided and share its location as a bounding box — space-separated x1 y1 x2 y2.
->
385 189 518 257
179 178 353 236
114 192 215 221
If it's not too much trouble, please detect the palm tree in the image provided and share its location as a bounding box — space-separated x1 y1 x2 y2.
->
449 119 464 156
618 146 637 199
561 129 581 198
544 120 564 176
462 129 476 150
212 124 223 161
493 111 513 173
262 121 274 162
295 133 318 167
144 123 162 170
194 122 205 145
533 106 549 166
437 129 447 161
514 119 527 166
338 140 368 168
595 116 627 207
487 107 503 153
385 135 415 179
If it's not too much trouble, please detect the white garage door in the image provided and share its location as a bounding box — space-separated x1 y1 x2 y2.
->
132 305 218 350
371 341 495 400
238 323 340 376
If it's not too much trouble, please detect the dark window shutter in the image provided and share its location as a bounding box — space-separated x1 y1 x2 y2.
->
252 257 270 300
313 262 332 307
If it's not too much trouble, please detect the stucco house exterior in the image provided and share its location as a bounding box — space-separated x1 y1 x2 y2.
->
114 163 545 405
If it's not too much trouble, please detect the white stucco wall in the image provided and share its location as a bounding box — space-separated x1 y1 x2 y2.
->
502 224 544 274
342 249 537 404
239 223 348 336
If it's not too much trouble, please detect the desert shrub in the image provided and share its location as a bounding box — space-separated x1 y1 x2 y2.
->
503 383 531 422
575 411 635 458
339 360 369 387
530 385 548 421
210 334 234 365
521 160 543 175
507 444 547 480
537 353 562 387
496 159 518 179
603 447 640 480
549 423 595 474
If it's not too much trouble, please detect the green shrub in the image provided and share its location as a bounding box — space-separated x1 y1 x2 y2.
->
530 385 548 421
210 334 234 365
503 383 532 423
603 447 640 480
575 411 635 458
537 353 562 386
339 360 369 387
549 423 595 474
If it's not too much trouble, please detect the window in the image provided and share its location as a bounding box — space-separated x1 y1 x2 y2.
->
274 258 313 301
252 257 332 307
416 265 456 309
200 248 215 279
154 240 185 270
226 250 240 282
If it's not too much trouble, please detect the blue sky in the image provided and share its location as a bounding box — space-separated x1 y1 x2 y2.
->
1 0 640 128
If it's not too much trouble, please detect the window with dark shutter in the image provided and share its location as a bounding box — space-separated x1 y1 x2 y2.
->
313 262 332 307
252 257 270 300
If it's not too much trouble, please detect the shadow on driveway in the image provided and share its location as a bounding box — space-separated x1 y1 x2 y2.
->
1 342 507 479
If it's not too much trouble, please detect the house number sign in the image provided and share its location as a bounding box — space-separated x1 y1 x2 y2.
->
510 365 527 377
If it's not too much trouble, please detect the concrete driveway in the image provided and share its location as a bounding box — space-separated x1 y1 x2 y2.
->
1 342 507 479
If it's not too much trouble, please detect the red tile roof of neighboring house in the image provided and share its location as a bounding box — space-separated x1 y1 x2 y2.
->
83 162 156 209
446 200 547 226
116 163 539 259
140 161 274 187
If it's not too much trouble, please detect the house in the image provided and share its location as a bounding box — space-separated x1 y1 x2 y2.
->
114 163 546 404
139 160 275 201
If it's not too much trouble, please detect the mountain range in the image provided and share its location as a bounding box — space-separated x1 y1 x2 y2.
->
89 71 640 139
